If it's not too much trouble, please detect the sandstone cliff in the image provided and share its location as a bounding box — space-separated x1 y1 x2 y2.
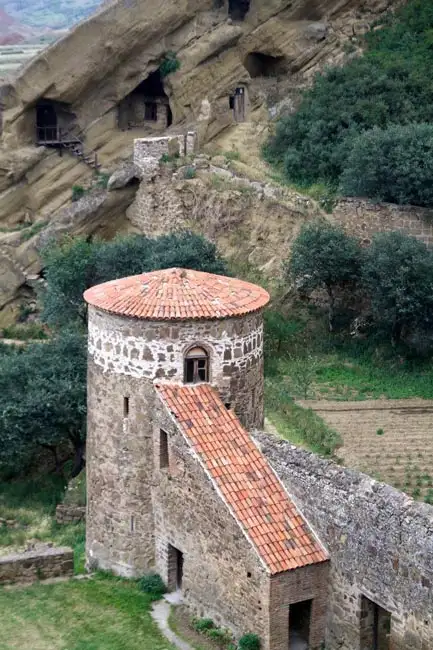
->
0 0 397 323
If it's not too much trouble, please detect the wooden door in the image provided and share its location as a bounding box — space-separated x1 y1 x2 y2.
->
233 87 245 122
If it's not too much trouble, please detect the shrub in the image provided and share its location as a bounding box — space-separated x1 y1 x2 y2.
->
362 231 433 344
183 166 197 179
1 323 48 341
137 573 166 599
263 0 433 189
288 220 361 331
160 51 181 77
71 185 85 202
341 123 433 207
223 150 241 161
95 172 110 189
376 428 384 436
239 633 261 650
192 617 215 633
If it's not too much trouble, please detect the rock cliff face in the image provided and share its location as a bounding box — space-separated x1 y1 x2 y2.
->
0 0 397 322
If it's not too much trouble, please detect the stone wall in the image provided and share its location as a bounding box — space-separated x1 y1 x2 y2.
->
0 546 74 584
87 306 265 430
256 432 433 650
153 399 271 646
133 133 196 172
333 198 433 246
56 504 86 525
86 360 156 576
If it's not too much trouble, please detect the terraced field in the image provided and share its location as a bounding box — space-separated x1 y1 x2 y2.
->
298 399 433 502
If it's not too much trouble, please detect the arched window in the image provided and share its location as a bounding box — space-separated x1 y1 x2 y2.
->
184 346 209 384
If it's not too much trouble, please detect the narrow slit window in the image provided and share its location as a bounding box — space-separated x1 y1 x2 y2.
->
184 346 209 384
160 429 169 469
123 396 129 418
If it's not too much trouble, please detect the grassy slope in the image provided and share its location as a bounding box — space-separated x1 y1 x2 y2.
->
0 574 175 650
0 476 85 572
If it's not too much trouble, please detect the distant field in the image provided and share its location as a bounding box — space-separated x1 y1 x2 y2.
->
296 399 433 502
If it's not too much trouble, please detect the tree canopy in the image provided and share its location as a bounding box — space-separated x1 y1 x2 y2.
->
288 221 361 330
264 0 433 205
0 329 86 478
42 231 228 328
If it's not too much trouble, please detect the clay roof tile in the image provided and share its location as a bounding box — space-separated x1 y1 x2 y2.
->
84 268 269 321
156 383 328 575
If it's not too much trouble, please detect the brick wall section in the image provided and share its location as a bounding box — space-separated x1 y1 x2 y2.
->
56 504 86 525
333 198 433 246
270 563 329 650
255 432 433 650
0 547 74 584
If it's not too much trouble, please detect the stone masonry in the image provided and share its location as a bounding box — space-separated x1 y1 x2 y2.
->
333 197 433 247
0 546 74 584
256 432 433 650
84 268 329 650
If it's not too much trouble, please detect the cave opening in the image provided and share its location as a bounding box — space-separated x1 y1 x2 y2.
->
228 0 250 21
244 52 286 78
118 69 171 130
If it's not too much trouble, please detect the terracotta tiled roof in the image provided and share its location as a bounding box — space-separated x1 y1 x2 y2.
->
156 383 328 575
83 268 270 321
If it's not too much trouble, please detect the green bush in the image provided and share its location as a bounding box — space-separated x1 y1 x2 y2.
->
1 323 48 341
239 633 261 650
95 172 110 190
192 617 215 633
362 231 433 344
71 185 86 202
183 166 197 179
341 123 433 206
264 0 433 191
160 51 181 77
137 573 166 599
288 221 361 330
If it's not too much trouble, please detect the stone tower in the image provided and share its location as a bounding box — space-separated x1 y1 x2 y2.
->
83 267 270 576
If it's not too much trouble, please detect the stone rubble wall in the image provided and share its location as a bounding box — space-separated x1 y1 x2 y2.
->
0 546 74 584
255 431 433 650
55 504 86 525
333 198 433 246
133 133 196 175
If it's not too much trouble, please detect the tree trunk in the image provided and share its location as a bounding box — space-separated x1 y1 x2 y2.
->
327 285 335 332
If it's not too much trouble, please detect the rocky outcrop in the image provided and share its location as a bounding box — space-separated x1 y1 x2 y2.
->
0 0 399 319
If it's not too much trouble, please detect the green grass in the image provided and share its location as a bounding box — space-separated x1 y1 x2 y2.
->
1 323 48 341
0 573 175 650
262 302 433 454
0 476 85 573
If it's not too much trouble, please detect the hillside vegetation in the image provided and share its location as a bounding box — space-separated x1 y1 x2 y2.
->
264 0 433 207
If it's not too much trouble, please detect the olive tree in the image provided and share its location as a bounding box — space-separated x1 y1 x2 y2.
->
288 221 361 330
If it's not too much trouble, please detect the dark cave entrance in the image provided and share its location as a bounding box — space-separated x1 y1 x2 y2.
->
35 99 77 144
118 69 171 131
228 0 250 21
244 52 286 78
